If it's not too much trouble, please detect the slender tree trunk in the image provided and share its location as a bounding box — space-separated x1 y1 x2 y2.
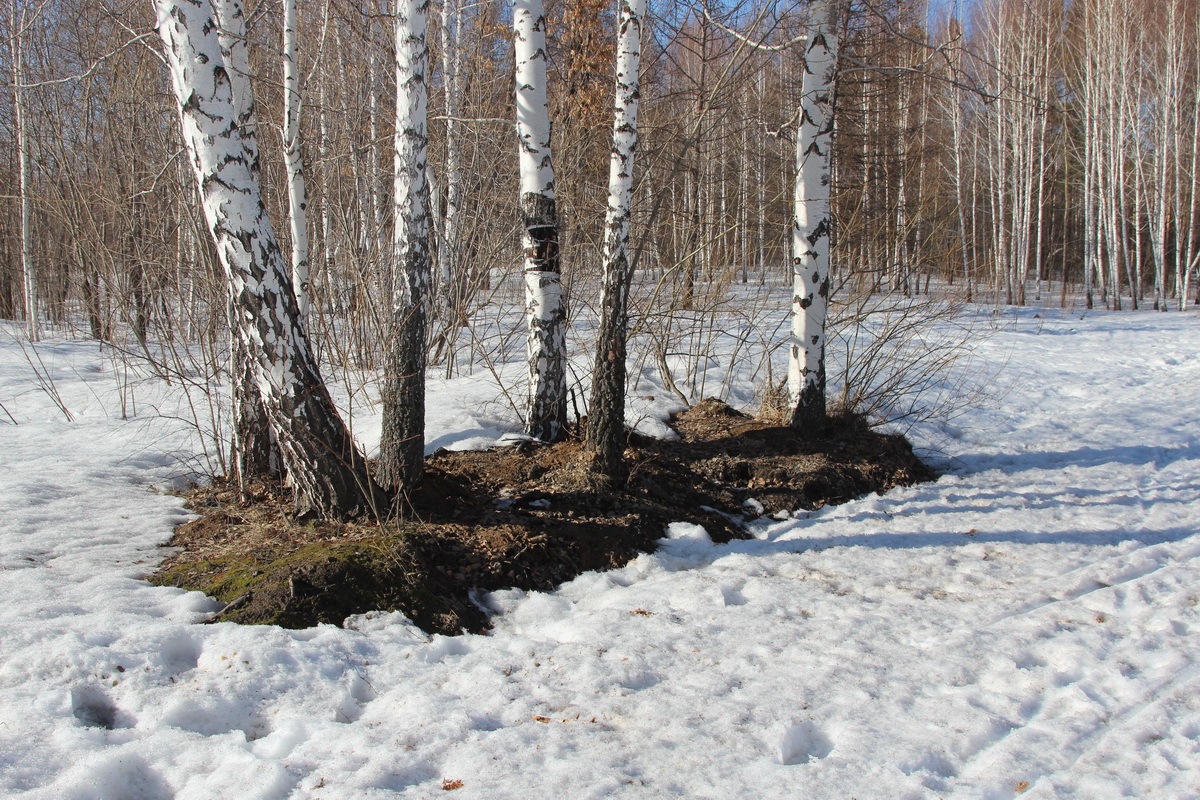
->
11 1 37 341
78 250 104 341
319 80 335 277
1082 42 1096 309
378 0 431 495
514 0 566 442
951 76 971 298
439 0 462 291
156 0 382 519
789 1 837 431
584 0 644 485
1178 16 1200 310
1033 88 1049 303
282 0 311 321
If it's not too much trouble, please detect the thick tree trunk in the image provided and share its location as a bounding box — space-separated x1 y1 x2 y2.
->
514 0 567 443
789 1 837 432
156 0 381 519
584 0 644 485
230 299 279 485
378 0 431 495
213 0 283 491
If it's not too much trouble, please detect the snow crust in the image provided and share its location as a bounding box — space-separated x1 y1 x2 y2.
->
2 310 1199 798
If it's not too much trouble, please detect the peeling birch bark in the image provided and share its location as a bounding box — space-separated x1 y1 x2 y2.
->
213 0 281 489
155 0 382 519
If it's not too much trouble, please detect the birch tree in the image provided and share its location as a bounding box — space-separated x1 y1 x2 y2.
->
212 0 281 489
378 0 431 494
439 0 462 291
154 0 382 519
513 0 567 443
9 0 37 341
584 0 645 484
282 0 310 321
789 0 837 430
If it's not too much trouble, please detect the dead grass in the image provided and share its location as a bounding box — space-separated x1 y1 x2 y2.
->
151 401 934 634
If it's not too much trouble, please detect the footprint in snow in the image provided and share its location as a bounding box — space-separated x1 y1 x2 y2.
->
899 749 958 779
157 632 201 675
72 685 130 730
777 720 834 765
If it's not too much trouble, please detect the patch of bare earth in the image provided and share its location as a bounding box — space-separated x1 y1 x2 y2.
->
151 400 934 635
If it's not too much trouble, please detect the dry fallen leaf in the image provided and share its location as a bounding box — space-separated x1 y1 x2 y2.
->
442 778 464 791
629 608 653 616
1015 780 1030 793
532 715 552 723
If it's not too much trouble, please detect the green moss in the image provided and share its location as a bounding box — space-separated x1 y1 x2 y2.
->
149 557 260 601
151 530 483 634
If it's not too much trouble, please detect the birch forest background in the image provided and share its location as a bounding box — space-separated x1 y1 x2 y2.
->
3 0 1198 427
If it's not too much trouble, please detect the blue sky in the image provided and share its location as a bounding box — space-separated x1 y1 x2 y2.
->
928 0 976 24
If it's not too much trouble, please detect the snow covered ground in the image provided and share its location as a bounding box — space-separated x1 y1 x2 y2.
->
1 309 1198 799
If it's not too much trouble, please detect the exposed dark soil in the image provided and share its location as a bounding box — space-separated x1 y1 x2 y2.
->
150 401 934 635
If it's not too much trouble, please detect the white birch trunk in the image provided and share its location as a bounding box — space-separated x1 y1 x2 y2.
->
584 0 644 481
319 79 335 275
789 1 836 430
895 76 910 294
1032 79 1049 302
368 23 388 258
378 0 431 493
1181 46 1200 309
213 0 281 487
1081 9 1097 309
1147 16 1171 310
10 3 37 341
947 30 971 298
155 0 381 518
359 37 377 255
513 0 566 442
439 0 462 290
282 0 310 321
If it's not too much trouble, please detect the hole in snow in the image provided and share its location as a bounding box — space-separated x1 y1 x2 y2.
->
777 724 835 767
158 633 201 674
71 686 127 730
778 721 833 765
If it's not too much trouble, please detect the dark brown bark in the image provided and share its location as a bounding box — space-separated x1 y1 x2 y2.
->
789 352 827 432
233 273 384 519
584 246 631 486
378 0 432 497
230 300 280 496
378 264 429 495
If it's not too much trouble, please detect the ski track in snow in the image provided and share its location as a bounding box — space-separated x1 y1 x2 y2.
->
1 311 1198 799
